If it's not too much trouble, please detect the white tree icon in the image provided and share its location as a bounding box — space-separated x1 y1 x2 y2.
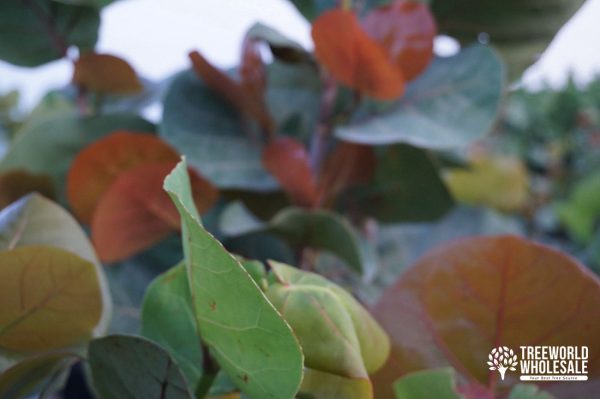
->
488 346 518 380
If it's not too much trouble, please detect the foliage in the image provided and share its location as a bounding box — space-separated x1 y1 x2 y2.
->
0 0 598 398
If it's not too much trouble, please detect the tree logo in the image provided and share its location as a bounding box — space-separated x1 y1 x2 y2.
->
488 346 518 380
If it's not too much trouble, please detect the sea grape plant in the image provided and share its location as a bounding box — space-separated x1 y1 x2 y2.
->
0 0 598 398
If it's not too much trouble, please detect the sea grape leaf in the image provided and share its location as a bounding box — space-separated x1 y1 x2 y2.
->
163 160 303 399
188 50 273 133
431 0 586 79
335 45 504 149
267 262 390 376
312 9 404 100
262 137 318 207
72 53 143 94
0 112 154 203
67 131 179 223
445 153 529 212
246 22 308 62
0 246 102 354
0 170 55 210
341 144 453 222
362 0 437 81
0 193 111 336
264 60 321 140
141 263 203 392
556 172 600 243
220 204 369 273
160 70 276 190
88 335 192 399
298 368 373 399
0 353 76 399
0 0 99 67
393 368 462 399
372 235 600 398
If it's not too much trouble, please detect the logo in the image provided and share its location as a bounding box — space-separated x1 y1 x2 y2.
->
486 346 589 381
488 346 518 380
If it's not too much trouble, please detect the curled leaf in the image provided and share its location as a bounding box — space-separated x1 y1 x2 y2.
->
189 51 273 132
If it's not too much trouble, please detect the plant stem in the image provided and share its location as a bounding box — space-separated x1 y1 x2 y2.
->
309 75 337 174
195 344 220 399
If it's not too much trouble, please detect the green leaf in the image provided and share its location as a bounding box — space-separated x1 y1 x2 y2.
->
342 145 453 222
508 384 554 399
0 0 99 67
0 193 111 337
335 45 505 150
431 0 585 79
0 353 76 399
163 160 303 399
141 263 203 392
160 70 276 190
0 112 154 203
393 368 462 399
556 172 600 243
88 335 192 399
265 61 322 140
266 262 390 377
246 23 308 63
220 204 369 273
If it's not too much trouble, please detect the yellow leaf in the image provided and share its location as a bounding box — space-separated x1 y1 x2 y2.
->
445 154 529 212
0 246 103 354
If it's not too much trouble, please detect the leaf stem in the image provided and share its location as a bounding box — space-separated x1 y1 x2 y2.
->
309 75 337 174
195 344 220 399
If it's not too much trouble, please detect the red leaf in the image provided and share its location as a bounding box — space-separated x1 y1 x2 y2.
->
189 50 273 132
67 131 179 224
318 143 376 205
262 138 319 207
311 9 404 100
91 161 218 263
371 235 600 398
363 0 436 81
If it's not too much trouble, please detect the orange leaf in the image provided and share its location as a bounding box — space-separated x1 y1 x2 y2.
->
0 245 102 354
67 131 180 224
91 161 218 263
318 143 376 205
363 1 436 81
371 236 600 398
189 51 273 132
73 53 143 94
311 9 404 100
0 169 55 209
262 138 319 207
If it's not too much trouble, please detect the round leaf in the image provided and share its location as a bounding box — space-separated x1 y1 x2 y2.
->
335 45 505 149
72 53 143 94
67 131 179 223
372 235 600 397
88 335 192 399
0 246 103 354
312 9 404 100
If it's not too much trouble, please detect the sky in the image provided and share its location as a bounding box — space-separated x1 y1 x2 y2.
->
2 0 600 111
